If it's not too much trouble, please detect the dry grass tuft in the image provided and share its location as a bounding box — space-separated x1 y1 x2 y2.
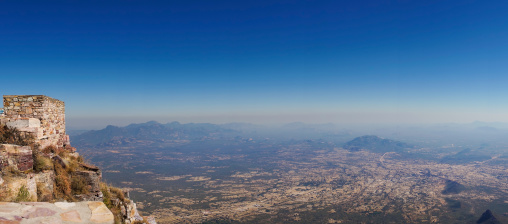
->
53 162 72 200
0 124 35 146
70 175 89 195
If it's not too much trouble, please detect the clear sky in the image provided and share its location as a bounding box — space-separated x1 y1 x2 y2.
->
1 1 508 129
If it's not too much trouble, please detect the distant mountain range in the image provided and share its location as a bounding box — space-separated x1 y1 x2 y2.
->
343 135 414 153
70 121 358 148
69 120 508 150
72 121 418 152
71 121 240 148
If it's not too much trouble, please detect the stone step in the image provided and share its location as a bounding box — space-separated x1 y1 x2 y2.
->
0 201 114 224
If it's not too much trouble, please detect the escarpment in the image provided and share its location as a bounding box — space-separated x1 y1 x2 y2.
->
0 95 155 224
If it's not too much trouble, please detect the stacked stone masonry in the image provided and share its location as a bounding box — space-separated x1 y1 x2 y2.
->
2 95 71 150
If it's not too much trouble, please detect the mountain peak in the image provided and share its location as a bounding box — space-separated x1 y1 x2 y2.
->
477 209 501 224
343 135 413 153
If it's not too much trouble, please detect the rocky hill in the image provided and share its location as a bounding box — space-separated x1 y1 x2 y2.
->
477 209 501 224
343 135 414 153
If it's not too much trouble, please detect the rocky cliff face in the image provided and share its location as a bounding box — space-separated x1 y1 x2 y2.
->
0 129 155 223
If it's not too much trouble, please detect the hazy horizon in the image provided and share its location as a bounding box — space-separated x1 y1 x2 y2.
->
66 116 508 131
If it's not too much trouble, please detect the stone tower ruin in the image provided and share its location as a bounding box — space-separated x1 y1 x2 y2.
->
0 95 73 151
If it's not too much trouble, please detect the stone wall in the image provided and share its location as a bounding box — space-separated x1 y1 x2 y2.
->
2 95 70 150
0 144 34 172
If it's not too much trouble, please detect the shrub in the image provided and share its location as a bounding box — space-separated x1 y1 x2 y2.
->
101 183 112 208
0 124 35 146
110 186 125 202
54 175 71 198
42 145 57 154
15 185 30 202
53 163 71 199
109 206 123 224
0 188 13 201
100 183 129 223
66 158 79 173
71 175 89 195
77 155 84 163
34 156 53 172
1 166 21 178
58 150 67 157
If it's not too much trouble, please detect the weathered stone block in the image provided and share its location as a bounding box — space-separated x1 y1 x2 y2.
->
5 118 40 130
1 175 36 202
0 144 33 172
26 174 37 202
35 171 55 201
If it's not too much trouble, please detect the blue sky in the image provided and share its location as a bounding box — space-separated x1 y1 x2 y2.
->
1 1 508 129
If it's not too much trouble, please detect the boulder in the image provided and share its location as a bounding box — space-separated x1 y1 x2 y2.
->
51 155 67 169
124 201 143 223
145 216 158 224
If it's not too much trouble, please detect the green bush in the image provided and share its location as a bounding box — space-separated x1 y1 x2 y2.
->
101 183 112 208
15 185 31 202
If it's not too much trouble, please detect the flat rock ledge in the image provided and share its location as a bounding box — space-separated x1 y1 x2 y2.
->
0 201 114 224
